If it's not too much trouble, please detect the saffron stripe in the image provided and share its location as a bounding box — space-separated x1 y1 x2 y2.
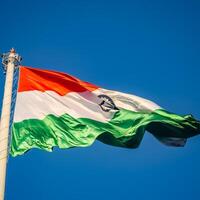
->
18 66 99 95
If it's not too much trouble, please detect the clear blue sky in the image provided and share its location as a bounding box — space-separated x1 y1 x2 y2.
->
0 0 200 199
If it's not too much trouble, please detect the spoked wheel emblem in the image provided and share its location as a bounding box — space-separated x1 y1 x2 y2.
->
98 94 119 112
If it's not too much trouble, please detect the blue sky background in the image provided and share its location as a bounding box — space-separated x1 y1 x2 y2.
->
0 0 200 199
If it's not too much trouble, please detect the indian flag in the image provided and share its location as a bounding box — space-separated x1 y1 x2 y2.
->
11 66 200 156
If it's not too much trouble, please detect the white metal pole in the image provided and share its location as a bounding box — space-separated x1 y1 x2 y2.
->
0 48 21 200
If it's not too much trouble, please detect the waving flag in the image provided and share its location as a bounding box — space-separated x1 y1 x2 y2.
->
11 66 200 156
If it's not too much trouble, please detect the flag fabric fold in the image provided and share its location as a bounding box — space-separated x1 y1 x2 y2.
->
10 66 200 156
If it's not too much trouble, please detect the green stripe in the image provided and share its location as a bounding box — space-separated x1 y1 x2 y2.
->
10 109 200 156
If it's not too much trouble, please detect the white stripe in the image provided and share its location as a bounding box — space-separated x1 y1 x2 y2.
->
94 88 161 112
14 88 161 123
156 137 187 147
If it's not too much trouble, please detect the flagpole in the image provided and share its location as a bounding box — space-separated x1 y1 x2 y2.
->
0 48 21 200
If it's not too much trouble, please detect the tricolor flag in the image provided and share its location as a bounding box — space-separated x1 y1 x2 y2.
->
11 66 200 156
